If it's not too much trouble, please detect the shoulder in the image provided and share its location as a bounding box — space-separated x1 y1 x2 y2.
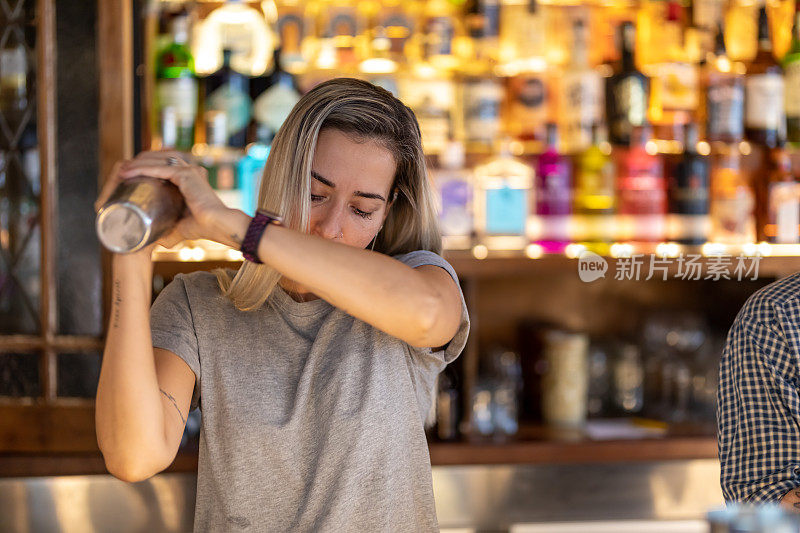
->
737 272 800 326
162 269 231 301
392 250 458 279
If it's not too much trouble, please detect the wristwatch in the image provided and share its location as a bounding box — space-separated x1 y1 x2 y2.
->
241 209 284 264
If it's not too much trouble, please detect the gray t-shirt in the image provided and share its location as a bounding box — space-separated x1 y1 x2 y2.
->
149 250 470 532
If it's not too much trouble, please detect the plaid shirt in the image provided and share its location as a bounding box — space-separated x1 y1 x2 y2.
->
718 272 800 503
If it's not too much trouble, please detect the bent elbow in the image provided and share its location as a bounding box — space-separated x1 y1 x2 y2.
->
102 451 160 483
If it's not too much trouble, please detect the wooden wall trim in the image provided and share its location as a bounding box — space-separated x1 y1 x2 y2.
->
97 0 134 337
37 0 58 401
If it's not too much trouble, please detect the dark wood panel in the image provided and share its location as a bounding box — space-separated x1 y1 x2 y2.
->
428 436 718 466
0 404 98 453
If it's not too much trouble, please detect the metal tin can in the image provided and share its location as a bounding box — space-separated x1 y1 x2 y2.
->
95 175 185 253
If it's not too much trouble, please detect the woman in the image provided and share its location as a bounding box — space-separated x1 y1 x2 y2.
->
94 78 470 531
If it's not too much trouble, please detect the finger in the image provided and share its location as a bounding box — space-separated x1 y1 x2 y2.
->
94 160 125 213
119 165 201 191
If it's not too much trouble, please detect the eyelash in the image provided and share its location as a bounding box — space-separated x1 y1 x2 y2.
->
310 194 374 219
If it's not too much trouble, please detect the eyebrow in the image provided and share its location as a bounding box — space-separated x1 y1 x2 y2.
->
311 170 387 202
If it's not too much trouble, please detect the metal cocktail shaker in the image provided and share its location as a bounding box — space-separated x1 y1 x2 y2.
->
96 175 185 253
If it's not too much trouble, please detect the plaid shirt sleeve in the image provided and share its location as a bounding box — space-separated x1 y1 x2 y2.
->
717 272 800 503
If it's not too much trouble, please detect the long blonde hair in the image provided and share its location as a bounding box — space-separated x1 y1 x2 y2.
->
213 77 442 311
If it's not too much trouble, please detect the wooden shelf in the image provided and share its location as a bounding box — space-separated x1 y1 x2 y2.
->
0 433 717 477
152 250 800 280
428 436 718 466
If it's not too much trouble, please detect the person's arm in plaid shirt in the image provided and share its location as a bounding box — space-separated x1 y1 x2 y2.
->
718 280 800 505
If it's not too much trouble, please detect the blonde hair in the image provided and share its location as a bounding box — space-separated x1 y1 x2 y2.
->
213 78 442 311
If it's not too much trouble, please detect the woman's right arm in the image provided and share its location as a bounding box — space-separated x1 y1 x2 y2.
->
95 251 195 482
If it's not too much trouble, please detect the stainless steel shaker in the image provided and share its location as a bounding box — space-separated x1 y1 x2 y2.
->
96 174 186 253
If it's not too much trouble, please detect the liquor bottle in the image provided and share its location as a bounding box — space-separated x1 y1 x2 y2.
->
503 69 548 143
574 123 615 250
465 0 501 63
745 6 784 148
373 0 416 67
459 59 503 149
415 0 467 72
201 109 243 211
473 139 535 249
192 0 277 77
536 123 571 252
606 22 649 146
156 12 197 152
433 139 474 250
709 145 755 243
359 26 400 95
397 68 455 155
702 22 745 143
757 141 800 243
0 42 27 138
615 124 666 242
784 1 800 146
275 0 312 75
204 49 252 148
498 0 545 68
251 47 301 145
317 0 369 71
648 1 698 143
559 18 603 153
668 123 710 244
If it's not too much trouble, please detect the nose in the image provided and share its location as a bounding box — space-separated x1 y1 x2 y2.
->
313 203 345 241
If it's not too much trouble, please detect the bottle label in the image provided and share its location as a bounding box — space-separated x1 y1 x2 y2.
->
425 16 455 57
463 79 502 142
507 74 547 138
785 63 800 117
745 73 784 130
485 186 527 235
707 76 744 139
561 70 602 149
611 76 647 142
207 84 252 137
769 182 800 243
378 11 414 55
711 185 754 242
655 62 698 111
537 168 572 215
439 175 473 236
325 10 359 37
399 77 454 153
277 12 306 56
253 84 300 137
157 77 198 121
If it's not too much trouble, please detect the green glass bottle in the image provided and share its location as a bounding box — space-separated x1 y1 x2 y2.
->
784 1 800 145
156 12 198 151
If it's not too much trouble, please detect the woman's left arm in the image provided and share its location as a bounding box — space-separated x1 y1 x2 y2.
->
220 209 462 349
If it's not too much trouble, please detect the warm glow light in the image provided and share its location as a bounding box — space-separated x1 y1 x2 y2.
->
645 141 659 155
178 247 193 261
227 249 244 261
359 58 398 74
702 242 726 256
191 247 206 261
757 241 773 257
697 142 711 156
472 244 489 260
564 243 586 259
742 243 758 256
610 243 634 258
525 244 544 259
655 242 681 258
739 141 752 156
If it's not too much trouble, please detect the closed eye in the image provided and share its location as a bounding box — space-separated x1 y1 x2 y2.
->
310 195 374 219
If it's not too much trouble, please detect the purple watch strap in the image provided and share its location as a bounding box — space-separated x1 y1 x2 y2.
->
241 211 278 264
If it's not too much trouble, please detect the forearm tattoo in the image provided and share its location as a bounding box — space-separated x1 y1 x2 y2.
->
794 491 800 509
112 279 122 329
160 388 186 426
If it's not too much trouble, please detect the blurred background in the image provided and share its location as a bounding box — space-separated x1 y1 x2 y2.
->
1 0 800 531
